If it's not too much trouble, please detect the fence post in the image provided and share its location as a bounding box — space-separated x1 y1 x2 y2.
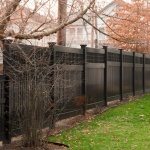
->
3 75 10 144
2 39 13 74
48 42 56 129
143 53 145 94
119 49 123 101
103 46 108 106
80 44 87 116
133 52 135 96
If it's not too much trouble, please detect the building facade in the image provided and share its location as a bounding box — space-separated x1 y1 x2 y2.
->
66 1 118 48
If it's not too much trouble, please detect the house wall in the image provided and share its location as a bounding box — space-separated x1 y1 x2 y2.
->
97 2 117 46
65 1 118 48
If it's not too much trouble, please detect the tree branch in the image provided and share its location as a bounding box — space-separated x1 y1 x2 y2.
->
0 0 21 39
82 17 138 45
15 0 95 39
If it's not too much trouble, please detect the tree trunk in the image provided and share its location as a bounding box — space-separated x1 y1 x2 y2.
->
57 0 67 46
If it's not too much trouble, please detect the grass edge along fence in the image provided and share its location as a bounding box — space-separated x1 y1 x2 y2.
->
0 39 150 144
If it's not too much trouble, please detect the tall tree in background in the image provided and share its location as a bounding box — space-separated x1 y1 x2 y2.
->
57 0 67 45
106 0 150 53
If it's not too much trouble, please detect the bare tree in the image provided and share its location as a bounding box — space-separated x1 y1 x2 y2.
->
3 40 82 148
0 0 95 41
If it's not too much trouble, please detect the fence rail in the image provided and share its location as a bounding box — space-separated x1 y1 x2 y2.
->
0 40 150 143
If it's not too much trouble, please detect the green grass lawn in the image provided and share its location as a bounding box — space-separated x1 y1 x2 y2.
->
49 95 150 150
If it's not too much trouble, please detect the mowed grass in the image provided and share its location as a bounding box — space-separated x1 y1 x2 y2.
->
49 95 150 150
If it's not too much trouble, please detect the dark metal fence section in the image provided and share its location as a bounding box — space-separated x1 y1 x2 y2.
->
54 45 83 120
81 45 86 115
132 52 135 96
134 53 143 93
0 75 5 141
103 46 108 106
143 54 145 94
86 47 105 108
3 75 10 143
48 42 55 129
122 51 133 96
145 54 150 92
120 49 123 101
107 48 120 101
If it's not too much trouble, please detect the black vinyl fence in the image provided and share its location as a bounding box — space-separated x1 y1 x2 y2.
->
0 40 150 143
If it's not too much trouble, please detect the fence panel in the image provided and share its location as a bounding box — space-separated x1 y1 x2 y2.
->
145 55 150 92
107 49 120 101
135 53 143 93
122 52 133 96
54 46 83 119
86 47 105 108
0 75 4 141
